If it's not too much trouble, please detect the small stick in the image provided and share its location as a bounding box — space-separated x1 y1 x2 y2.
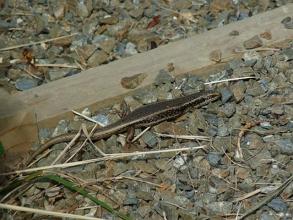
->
239 175 293 220
205 76 256 85
95 175 163 188
0 33 78 51
234 47 280 53
0 203 105 220
1 146 206 175
22 68 43 80
35 63 80 69
155 132 210 141
234 185 279 202
50 129 82 165
72 110 100 125
236 121 260 160
132 127 150 142
221 146 248 168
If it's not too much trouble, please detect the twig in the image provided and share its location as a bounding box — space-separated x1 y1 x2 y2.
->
236 121 260 160
235 202 242 220
0 203 105 220
51 129 82 165
234 47 280 53
239 175 293 220
21 67 43 80
94 175 163 188
155 132 210 141
72 110 100 125
233 185 279 202
27 149 53 168
81 124 106 156
65 124 104 162
0 33 78 51
205 76 256 85
1 146 206 175
35 63 80 69
132 127 150 142
221 147 248 168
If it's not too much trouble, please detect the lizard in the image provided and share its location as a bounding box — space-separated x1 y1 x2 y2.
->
25 90 221 166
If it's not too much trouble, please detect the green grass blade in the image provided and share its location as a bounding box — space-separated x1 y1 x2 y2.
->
36 174 131 220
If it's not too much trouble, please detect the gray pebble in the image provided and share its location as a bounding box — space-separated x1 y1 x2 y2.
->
206 152 222 167
38 128 52 143
260 121 273 129
219 87 233 103
125 42 138 55
213 137 233 151
267 198 288 213
87 50 108 67
92 114 109 126
271 105 284 115
229 59 243 70
133 88 157 104
52 120 69 137
260 212 278 220
15 77 39 91
206 201 232 213
259 79 270 92
217 118 229 137
221 102 236 118
77 2 89 18
231 80 246 102
47 69 67 81
246 81 265 96
154 69 174 85
281 48 293 61
124 193 139 206
182 76 205 94
233 66 254 77
275 139 293 155
281 16 293 29
141 131 158 148
243 35 263 49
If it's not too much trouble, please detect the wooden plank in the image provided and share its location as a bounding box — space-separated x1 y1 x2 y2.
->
1 4 292 165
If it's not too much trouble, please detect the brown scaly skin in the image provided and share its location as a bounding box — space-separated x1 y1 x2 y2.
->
25 91 221 166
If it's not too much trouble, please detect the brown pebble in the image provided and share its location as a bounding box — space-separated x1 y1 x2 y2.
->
243 35 263 49
260 31 272 40
120 73 147 89
166 63 175 72
209 49 222 62
229 30 239 36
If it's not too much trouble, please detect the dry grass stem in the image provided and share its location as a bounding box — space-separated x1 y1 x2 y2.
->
35 63 80 69
81 124 106 156
22 68 43 80
236 121 260 160
72 110 99 124
95 175 162 188
0 203 105 220
132 127 151 142
234 185 279 202
221 147 248 168
51 129 82 165
0 33 78 51
65 123 106 162
1 146 206 175
239 175 293 220
205 76 256 85
155 132 210 141
27 149 53 168
234 47 280 53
